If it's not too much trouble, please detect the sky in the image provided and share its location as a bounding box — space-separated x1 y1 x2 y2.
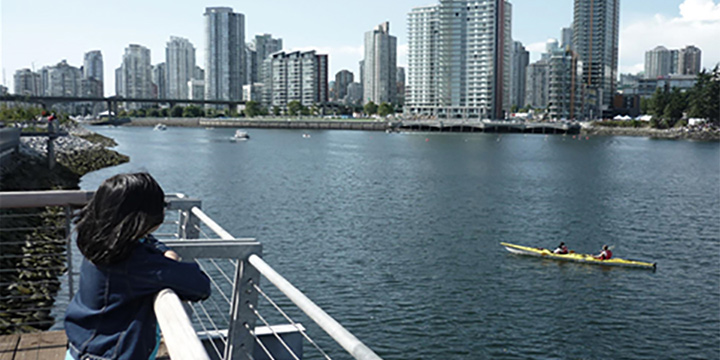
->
1 0 719 95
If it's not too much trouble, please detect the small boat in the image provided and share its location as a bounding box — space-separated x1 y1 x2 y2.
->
231 130 250 141
302 133 311 138
500 242 656 270
153 123 167 131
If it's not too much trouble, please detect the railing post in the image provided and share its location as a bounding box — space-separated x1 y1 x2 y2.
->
170 199 202 239
64 206 74 297
225 252 262 360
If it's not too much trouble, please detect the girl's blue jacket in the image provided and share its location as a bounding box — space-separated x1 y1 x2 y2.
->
65 236 211 360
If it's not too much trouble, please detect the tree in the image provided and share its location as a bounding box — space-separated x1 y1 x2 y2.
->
287 101 302 116
378 102 393 117
364 101 378 115
300 105 310 116
183 105 203 117
510 104 519 113
170 105 184 117
688 66 720 125
663 88 687 127
273 106 281 116
148 109 160 117
160 108 169 117
244 101 261 118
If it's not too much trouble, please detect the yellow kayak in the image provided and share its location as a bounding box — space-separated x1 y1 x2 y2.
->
500 242 657 270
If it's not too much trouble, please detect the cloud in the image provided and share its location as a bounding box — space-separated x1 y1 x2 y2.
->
620 0 720 74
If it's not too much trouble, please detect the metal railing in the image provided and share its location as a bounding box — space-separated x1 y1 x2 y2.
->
0 190 383 360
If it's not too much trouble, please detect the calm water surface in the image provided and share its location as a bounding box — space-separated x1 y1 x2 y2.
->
79 127 720 359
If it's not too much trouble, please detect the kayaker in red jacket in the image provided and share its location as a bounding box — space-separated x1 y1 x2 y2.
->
553 242 569 254
596 245 613 260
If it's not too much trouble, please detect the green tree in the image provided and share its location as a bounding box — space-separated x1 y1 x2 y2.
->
300 105 310 116
688 66 720 125
160 108 169 117
148 108 160 117
364 101 378 115
136 108 146 117
183 105 203 117
287 101 302 116
378 102 393 117
170 105 184 117
663 88 687 127
510 104 519 113
244 101 260 117
273 106 281 116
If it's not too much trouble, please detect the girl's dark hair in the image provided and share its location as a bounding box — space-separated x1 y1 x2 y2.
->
75 172 165 265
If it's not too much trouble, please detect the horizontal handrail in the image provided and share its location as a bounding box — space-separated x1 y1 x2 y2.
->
0 190 94 208
248 254 383 360
154 289 211 360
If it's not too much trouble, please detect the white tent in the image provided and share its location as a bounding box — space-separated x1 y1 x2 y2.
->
613 115 624 120
636 115 652 122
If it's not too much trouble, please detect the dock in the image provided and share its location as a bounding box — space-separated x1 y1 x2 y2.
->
0 331 169 360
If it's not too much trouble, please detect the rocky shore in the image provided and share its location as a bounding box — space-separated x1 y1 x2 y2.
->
581 124 720 141
0 123 128 334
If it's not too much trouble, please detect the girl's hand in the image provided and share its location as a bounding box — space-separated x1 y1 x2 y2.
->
164 250 181 261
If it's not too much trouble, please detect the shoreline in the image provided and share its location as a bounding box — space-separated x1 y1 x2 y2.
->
102 117 720 141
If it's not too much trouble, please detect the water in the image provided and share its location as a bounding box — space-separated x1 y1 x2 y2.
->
78 127 720 359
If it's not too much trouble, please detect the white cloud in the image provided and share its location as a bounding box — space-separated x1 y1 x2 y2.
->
620 0 720 74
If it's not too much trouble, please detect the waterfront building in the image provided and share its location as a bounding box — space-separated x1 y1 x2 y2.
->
511 41 529 108
166 36 196 99
561 27 573 51
363 21 397 105
396 66 406 106
525 59 549 109
548 49 583 120
194 66 205 81
0 85 8 96
188 79 205 100
250 34 282 84
242 83 263 102
116 44 153 108
245 45 256 85
346 82 363 105
204 7 245 102
43 60 82 97
13 69 41 96
573 0 620 117
152 63 167 99
678 45 702 75
645 46 672 79
263 50 328 109
624 74 698 97
83 50 103 96
334 70 354 102
406 0 512 119
669 49 680 75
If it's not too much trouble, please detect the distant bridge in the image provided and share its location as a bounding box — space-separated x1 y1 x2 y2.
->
0 95 246 117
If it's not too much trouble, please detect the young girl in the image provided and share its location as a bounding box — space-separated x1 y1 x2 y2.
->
65 172 211 360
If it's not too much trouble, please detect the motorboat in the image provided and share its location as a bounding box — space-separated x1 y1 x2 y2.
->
231 130 250 141
153 123 167 131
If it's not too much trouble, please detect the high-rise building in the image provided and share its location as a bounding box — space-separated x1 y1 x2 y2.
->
525 59 549 109
548 49 583 120
346 82 363 105
334 70 354 102
44 60 82 97
263 50 328 109
363 21 397 105
678 45 702 75
116 44 152 108
204 7 245 102
406 0 512 119
13 69 41 96
510 41 529 108
83 50 103 96
645 46 672 79
396 66 406 106
251 34 282 84
152 63 167 99
573 0 620 116
561 27 573 51
166 36 196 99
188 79 205 100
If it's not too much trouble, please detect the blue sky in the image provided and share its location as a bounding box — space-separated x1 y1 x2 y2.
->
2 0 719 94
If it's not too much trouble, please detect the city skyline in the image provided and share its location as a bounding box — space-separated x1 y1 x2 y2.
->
2 0 719 96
